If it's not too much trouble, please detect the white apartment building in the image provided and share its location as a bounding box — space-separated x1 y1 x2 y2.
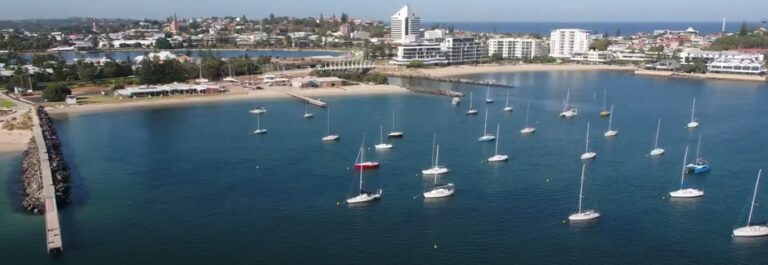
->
678 48 765 64
423 29 447 41
390 43 447 65
550 29 591 58
441 37 484 64
571 50 614 64
487 38 546 59
707 58 767 75
390 5 421 43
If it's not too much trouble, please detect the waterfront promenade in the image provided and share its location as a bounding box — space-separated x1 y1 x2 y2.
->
31 108 63 254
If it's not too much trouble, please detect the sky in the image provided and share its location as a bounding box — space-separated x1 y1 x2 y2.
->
0 0 766 22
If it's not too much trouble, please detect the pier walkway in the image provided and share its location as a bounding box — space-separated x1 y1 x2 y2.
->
31 108 63 254
287 93 327 107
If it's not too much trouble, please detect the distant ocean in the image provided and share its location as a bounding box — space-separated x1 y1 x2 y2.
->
422 21 766 35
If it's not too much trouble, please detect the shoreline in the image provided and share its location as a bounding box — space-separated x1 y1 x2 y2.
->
32 48 350 55
634 70 767 83
377 63 638 78
47 84 409 115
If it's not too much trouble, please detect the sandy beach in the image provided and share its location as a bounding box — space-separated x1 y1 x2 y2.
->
0 128 31 154
47 84 409 115
378 63 638 78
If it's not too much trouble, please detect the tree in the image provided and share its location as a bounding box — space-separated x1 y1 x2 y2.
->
406 60 426 68
75 62 98 82
739 21 749 36
341 13 349 24
589 39 611 51
615 29 621 37
42 84 72 102
269 13 276 23
155 37 172 49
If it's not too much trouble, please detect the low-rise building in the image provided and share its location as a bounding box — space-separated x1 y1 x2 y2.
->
487 38 546 59
707 58 767 75
441 37 484 64
678 48 764 64
291 77 345 88
390 43 447 65
571 50 614 64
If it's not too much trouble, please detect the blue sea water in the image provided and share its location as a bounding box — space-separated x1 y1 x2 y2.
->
423 21 766 35
2 71 768 264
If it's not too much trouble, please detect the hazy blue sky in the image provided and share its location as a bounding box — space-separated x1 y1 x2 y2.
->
0 0 766 22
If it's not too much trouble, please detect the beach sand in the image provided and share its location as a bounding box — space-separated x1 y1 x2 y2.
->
0 128 31 154
47 84 409 115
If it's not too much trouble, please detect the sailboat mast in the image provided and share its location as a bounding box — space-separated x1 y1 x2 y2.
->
392 111 396 131
602 89 607 111
483 109 489 135
257 114 261 129
695 134 702 159
359 146 364 193
564 88 571 111
435 144 440 167
326 108 331 135
469 92 474 109
577 163 586 213
747 169 762 226
494 124 500 154
680 146 690 189
585 122 590 153
690 98 696 122
608 105 614 130
654 119 661 149
525 102 530 127
379 125 384 143
505 90 510 107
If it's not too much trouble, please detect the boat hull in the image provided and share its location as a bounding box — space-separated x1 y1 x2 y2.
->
375 143 393 150
488 154 509 162
686 164 711 174
604 130 618 137
466 109 479 115
355 162 380 169
569 210 600 221
669 188 704 198
478 135 496 142
253 129 268 134
580 152 597 160
687 121 699 128
600 111 610 117
733 226 768 237
303 113 314 119
559 109 578 118
249 109 267 114
387 132 404 138
424 184 455 198
520 127 536 134
322 135 340 141
650 148 665 156
422 167 449 175
346 190 382 204
503 107 514 112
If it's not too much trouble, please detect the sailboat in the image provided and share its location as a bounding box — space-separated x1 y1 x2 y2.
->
503 90 514 112
568 163 600 221
478 109 496 142
599 89 610 117
580 122 596 160
559 88 578 118
374 124 393 150
452 96 461 105
223 60 238 82
485 87 494 103
604 104 618 137
321 107 340 141
354 135 379 169
422 136 449 175
687 97 699 128
346 146 382 204
669 145 704 198
488 124 508 162
466 92 478 115
686 134 710 174
253 114 268 134
520 102 536 134
650 118 665 156
423 159 455 198
303 104 314 119
733 169 768 237
194 63 209 84
387 111 404 137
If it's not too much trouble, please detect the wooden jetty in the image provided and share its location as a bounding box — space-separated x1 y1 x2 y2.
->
31 108 63 254
400 76 515 88
287 93 327 107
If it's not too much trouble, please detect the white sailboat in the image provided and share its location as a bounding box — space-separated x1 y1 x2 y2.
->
503 90 514 112
422 136 449 175
488 124 508 162
669 145 704 198
321 107 340 141
346 146 382 204
604 104 618 137
194 63 209 84
452 96 461 105
580 122 596 160
559 88 578 118
387 111 404 137
223 60 238 82
466 92 478 115
568 163 600 221
423 165 455 198
687 97 699 128
303 104 314 119
478 109 496 142
733 169 768 237
485 87 494 103
650 118 665 156
520 102 536 134
686 134 711 174
253 114 268 134
374 124 393 149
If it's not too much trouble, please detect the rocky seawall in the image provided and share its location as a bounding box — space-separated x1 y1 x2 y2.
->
20 107 71 213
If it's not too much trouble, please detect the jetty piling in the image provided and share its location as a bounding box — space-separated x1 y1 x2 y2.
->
287 93 327 107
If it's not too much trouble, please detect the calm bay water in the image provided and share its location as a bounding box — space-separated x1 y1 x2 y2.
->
2 71 768 264
36 49 345 63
